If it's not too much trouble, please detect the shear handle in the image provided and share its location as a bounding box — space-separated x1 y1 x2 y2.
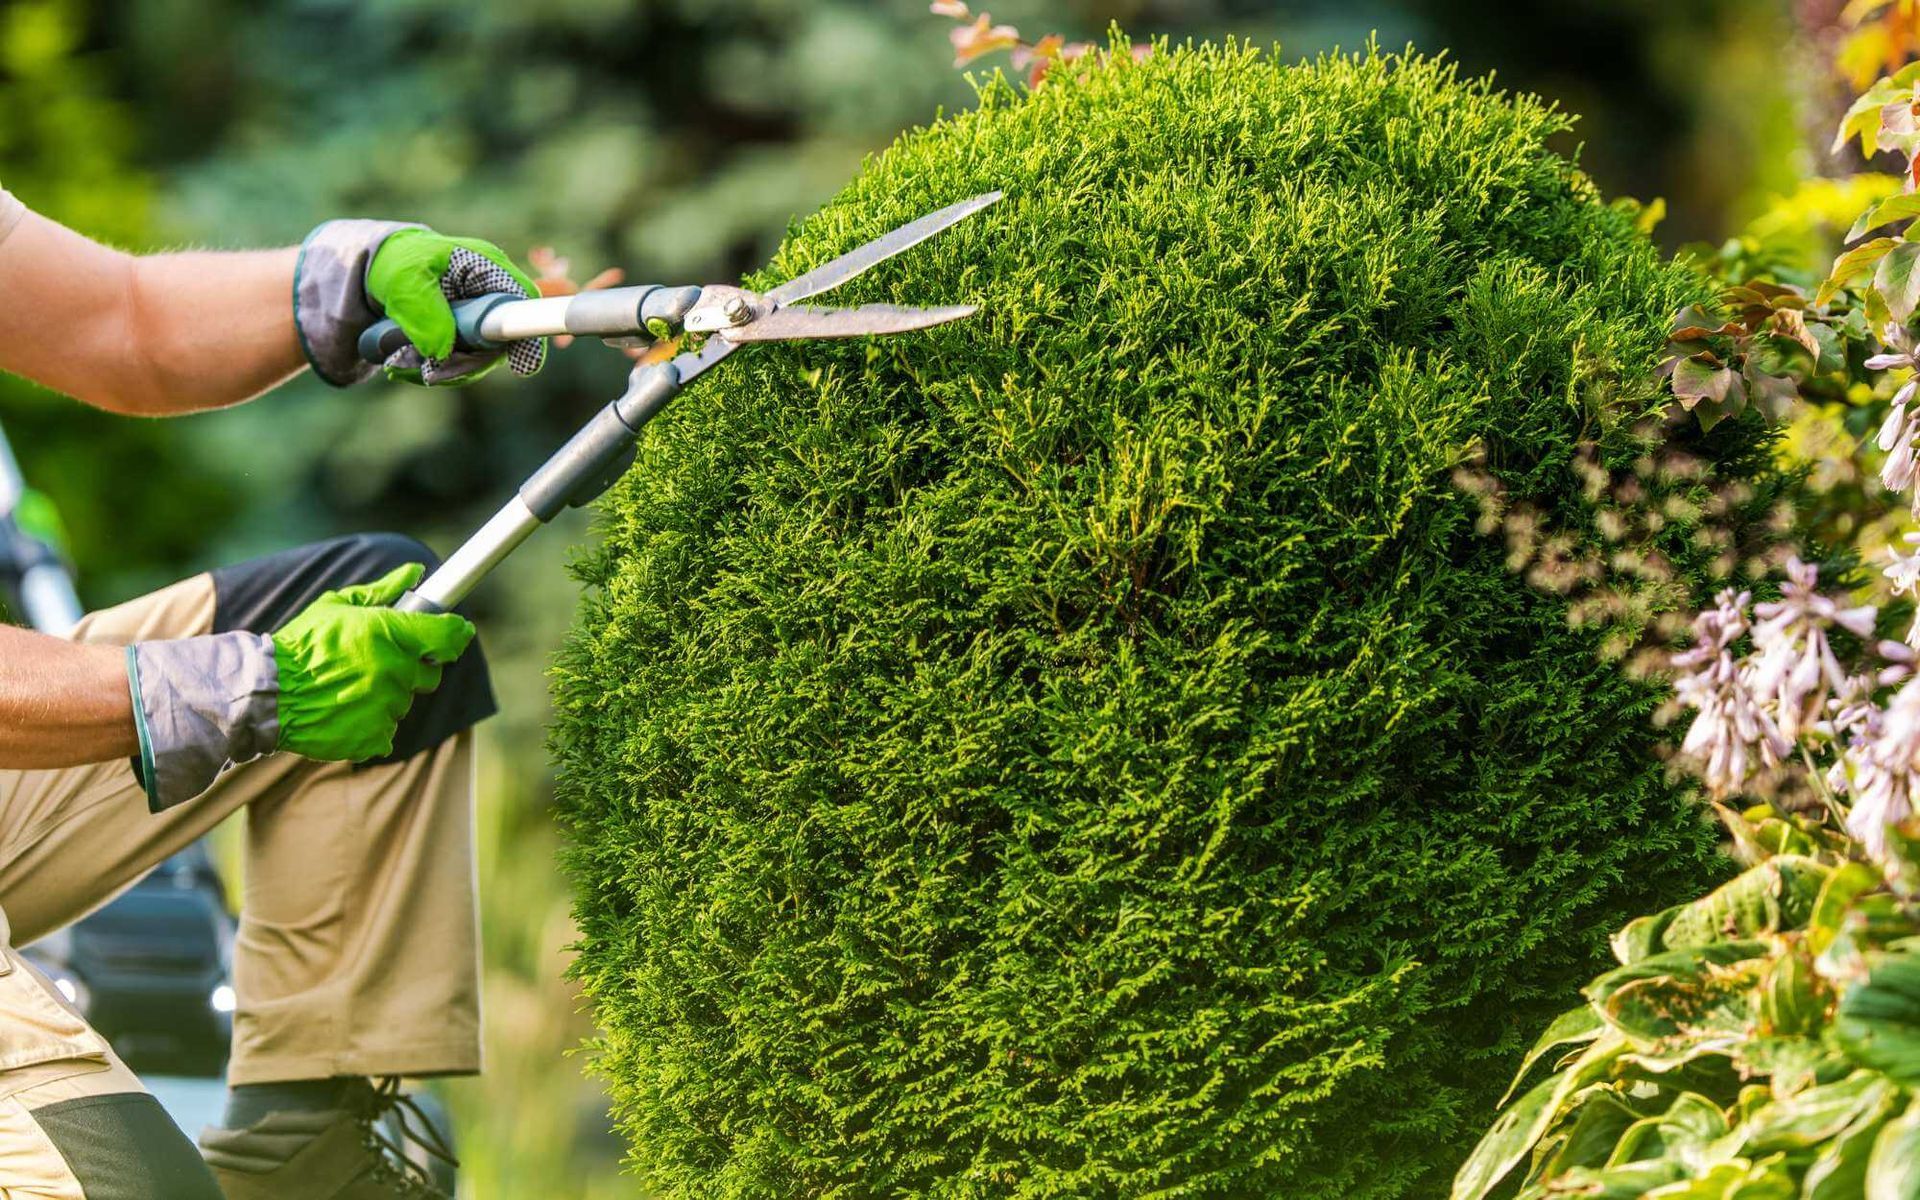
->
356 285 704 364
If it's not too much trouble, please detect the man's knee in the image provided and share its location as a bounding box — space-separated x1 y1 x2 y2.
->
209 533 497 763
210 533 440 634
329 530 444 579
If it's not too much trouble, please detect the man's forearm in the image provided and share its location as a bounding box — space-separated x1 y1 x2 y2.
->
0 625 137 768
0 210 305 415
128 244 305 414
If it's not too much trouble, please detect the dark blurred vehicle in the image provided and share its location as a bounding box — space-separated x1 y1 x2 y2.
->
21 841 235 1077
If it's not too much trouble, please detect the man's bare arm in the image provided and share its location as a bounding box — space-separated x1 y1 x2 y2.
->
0 625 136 767
0 209 304 416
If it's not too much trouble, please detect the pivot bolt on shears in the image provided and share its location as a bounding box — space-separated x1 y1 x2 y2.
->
367 191 1002 615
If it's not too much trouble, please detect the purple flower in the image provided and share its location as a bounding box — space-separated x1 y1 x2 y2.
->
1749 559 1877 740
1672 589 1789 796
1845 677 1920 858
1879 383 1920 497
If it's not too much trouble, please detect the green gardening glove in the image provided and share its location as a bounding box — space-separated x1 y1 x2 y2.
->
364 228 544 386
270 562 477 762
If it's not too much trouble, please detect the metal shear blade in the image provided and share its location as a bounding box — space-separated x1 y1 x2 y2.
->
672 190 1000 386
719 302 978 343
764 191 1002 305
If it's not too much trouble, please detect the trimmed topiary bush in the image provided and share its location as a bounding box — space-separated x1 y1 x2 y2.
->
552 41 1771 1198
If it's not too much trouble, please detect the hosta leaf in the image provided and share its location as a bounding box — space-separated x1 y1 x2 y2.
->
1452 1073 1570 1200
1616 907 1681 966
1849 193 1920 242
1661 858 1829 952
1642 1156 1795 1199
1590 941 1774 1009
1835 951 1920 1084
1880 824 1920 894
1518 1160 1686 1200
1589 941 1774 1057
1875 241 1920 327
1501 1004 1604 1105
1803 1093 1898 1200
1867 1097 1920 1200
1452 1034 1626 1200
1758 944 1824 1038
1528 1086 1649 1180
1608 1091 1734 1173
1810 862 1883 956
1717 804 1821 868
1737 1070 1892 1153
1606 1114 1672 1170
1662 1090 1735 1146
1733 1036 1833 1095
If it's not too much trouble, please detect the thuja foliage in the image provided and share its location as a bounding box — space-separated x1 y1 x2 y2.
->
552 41 1776 1197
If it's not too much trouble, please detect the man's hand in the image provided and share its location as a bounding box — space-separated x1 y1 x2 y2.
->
269 562 475 761
363 229 543 385
125 562 475 810
0 193 544 412
296 220 544 388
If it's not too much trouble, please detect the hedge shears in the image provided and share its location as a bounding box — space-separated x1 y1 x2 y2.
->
364 191 1002 615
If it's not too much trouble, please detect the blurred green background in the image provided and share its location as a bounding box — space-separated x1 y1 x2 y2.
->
0 0 1843 1193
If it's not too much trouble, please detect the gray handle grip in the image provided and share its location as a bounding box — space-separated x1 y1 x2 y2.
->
356 285 705 365
392 360 686 613
357 294 518 364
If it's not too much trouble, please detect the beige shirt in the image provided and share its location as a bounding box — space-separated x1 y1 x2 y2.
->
0 188 24 248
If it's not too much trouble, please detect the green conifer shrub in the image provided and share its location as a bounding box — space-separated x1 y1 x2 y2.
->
551 42 1771 1198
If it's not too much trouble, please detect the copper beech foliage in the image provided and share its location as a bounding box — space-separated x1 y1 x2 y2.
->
928 2 1147 87
1668 5 1920 437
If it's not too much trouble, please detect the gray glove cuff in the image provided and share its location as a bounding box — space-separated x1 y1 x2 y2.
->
127 632 280 813
294 218 422 387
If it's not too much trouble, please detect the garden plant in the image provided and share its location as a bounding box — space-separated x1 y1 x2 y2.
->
551 37 1785 1198
1454 5 1920 1197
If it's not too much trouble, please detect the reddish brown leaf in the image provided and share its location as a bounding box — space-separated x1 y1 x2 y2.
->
1010 33 1063 70
527 246 626 348
1769 308 1820 362
951 14 1021 66
1671 355 1738 411
1670 324 1744 342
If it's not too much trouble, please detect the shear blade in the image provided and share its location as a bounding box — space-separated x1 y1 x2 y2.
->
720 303 979 343
764 191 1002 306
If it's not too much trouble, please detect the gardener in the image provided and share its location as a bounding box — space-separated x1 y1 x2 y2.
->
0 188 535 1198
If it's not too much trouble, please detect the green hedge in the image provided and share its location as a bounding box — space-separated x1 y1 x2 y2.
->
552 42 1763 1198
